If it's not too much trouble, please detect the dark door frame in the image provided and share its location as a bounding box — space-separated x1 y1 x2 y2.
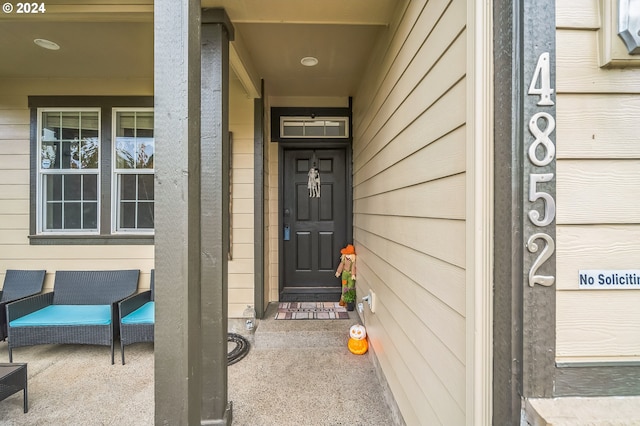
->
277 141 353 301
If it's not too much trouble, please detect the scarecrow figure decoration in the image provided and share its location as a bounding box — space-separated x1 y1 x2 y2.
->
335 244 356 307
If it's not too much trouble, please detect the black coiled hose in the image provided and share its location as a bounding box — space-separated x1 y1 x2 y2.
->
227 333 251 365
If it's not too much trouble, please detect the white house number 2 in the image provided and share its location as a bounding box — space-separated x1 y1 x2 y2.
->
526 52 556 288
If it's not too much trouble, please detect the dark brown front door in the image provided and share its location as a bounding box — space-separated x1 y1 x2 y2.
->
281 148 347 302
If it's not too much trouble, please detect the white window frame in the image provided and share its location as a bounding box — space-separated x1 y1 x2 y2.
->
36 107 101 235
111 107 155 235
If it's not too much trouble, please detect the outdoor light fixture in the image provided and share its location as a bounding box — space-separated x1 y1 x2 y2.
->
34 38 60 50
300 56 318 67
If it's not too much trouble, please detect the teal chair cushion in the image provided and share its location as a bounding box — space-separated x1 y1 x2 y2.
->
121 301 154 325
10 305 112 326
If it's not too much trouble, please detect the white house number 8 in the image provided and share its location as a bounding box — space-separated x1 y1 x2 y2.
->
526 52 556 288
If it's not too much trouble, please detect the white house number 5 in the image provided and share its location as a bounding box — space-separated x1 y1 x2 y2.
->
526 52 556 288
529 173 555 227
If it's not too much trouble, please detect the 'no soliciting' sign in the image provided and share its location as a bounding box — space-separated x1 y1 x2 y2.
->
579 270 640 289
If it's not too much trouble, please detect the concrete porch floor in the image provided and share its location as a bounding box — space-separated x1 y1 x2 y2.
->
0 303 398 425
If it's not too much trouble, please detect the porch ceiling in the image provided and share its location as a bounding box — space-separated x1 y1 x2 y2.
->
0 0 399 97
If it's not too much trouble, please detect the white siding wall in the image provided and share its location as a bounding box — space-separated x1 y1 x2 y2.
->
556 2 640 362
352 1 467 424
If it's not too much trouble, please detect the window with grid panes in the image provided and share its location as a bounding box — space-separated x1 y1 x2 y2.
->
38 109 100 233
113 109 155 232
31 97 154 243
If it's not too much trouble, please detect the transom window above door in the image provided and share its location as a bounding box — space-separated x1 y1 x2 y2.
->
271 106 352 143
280 117 349 138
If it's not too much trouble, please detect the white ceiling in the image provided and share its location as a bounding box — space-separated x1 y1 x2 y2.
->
0 0 401 97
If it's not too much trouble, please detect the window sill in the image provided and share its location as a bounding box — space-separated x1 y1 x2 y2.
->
29 234 154 245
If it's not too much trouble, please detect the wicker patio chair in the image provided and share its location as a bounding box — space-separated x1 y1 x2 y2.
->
6 270 139 364
118 270 154 364
0 270 46 341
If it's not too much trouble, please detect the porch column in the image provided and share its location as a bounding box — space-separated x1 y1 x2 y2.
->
493 0 557 423
493 2 523 423
519 0 557 399
154 0 203 425
200 8 234 425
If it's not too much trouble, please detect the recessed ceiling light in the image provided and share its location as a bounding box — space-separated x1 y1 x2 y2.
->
34 39 60 50
300 56 318 67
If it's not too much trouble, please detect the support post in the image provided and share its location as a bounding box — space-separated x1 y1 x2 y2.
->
493 0 557 423
200 8 234 425
520 0 556 398
154 0 203 425
493 1 524 422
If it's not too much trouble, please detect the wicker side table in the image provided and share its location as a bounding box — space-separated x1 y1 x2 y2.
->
0 363 27 413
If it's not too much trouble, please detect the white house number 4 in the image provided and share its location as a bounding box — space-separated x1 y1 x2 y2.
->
526 52 556 288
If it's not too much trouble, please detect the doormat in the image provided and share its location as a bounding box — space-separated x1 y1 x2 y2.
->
275 302 349 320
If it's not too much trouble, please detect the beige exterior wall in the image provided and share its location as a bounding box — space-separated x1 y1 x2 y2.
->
261 93 273 310
228 76 256 317
351 0 467 424
0 77 154 290
556 2 640 362
0 75 255 318
265 92 278 303
267 140 279 303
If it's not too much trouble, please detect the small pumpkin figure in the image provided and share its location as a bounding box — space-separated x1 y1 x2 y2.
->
348 324 368 355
